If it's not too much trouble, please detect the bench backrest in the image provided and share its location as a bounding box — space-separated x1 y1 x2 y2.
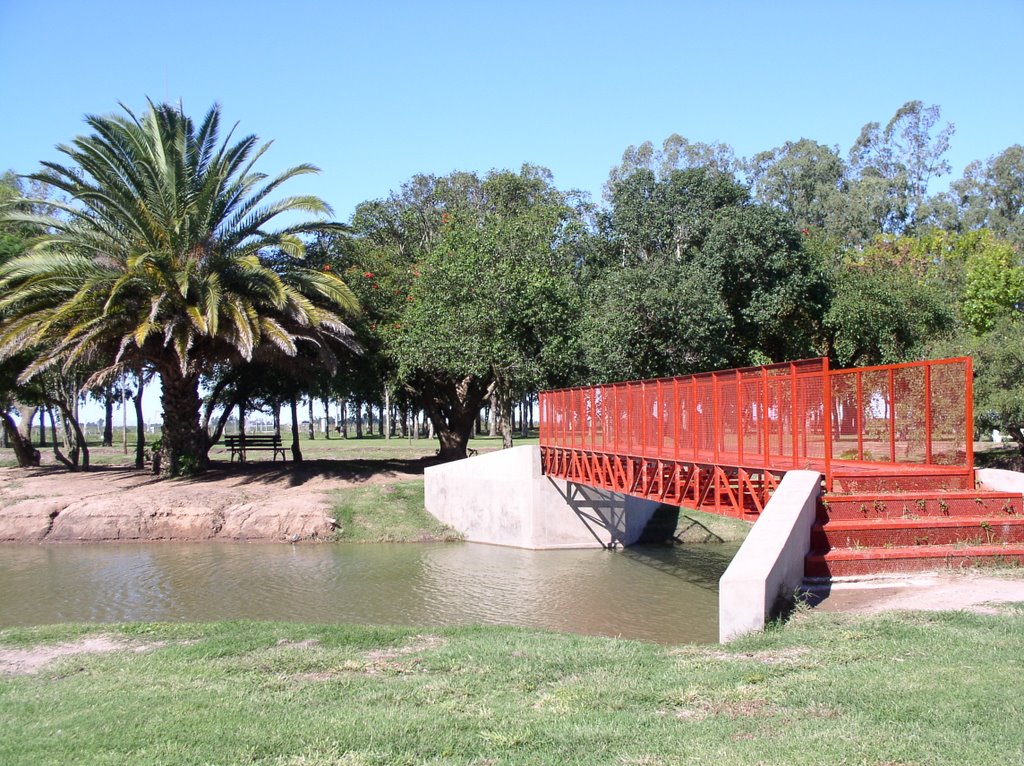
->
224 434 281 445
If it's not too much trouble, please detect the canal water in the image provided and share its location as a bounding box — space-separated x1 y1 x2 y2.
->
0 541 738 644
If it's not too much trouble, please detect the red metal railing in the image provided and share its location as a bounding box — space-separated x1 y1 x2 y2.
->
539 357 973 513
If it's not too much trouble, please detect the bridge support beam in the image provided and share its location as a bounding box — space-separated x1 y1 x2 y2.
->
719 470 822 643
425 445 664 549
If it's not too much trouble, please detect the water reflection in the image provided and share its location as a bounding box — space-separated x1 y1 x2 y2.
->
0 541 738 644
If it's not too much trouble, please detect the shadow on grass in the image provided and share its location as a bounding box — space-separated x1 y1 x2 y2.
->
186 457 443 488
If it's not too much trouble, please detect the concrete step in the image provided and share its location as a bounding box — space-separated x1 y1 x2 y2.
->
812 517 1024 549
805 544 1024 577
819 491 1022 521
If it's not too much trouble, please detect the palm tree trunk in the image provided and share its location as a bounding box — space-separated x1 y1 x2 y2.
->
133 374 146 469
159 368 207 476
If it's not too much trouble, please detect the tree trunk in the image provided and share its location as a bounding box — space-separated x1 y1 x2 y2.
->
500 399 514 449
55 399 90 469
367 403 374 436
1 410 40 467
520 396 528 438
159 368 208 476
103 386 114 447
354 398 363 438
421 374 489 461
121 381 128 454
322 397 331 438
48 408 58 449
15 403 34 443
307 397 315 440
289 396 303 462
134 375 146 470
340 399 348 438
384 389 391 441
488 390 497 437
38 407 47 447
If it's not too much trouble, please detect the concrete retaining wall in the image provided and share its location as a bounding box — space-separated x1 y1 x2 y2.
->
424 445 662 549
977 467 1024 494
718 470 821 643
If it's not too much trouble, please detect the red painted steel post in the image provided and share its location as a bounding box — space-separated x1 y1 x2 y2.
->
888 367 896 463
790 363 798 467
673 378 681 461
565 389 571 449
579 388 586 449
712 372 720 465
656 379 664 459
924 363 933 464
691 376 699 459
736 370 744 467
640 382 647 457
823 357 833 492
761 367 770 468
856 371 863 461
965 357 974 473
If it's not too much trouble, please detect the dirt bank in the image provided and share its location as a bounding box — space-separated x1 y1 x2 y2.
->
0 459 425 543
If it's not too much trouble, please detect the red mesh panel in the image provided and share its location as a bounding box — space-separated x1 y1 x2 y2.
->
538 357 972 498
929 360 968 466
893 366 926 463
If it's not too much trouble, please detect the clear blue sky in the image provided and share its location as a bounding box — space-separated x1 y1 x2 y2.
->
2 0 1021 423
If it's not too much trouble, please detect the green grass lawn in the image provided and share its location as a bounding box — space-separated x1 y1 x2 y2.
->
331 480 462 543
1 609 1022 765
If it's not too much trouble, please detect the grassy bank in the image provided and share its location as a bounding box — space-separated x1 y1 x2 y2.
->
1 610 1021 765
331 479 462 543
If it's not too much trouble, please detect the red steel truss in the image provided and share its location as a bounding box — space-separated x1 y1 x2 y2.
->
539 357 973 520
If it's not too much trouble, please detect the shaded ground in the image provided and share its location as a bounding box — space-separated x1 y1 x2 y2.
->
0 457 432 543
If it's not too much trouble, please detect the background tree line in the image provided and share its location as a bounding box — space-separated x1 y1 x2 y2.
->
1 99 1022 470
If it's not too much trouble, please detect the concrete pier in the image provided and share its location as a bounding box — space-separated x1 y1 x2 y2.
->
424 445 663 549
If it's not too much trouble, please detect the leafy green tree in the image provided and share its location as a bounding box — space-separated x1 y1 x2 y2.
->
848 100 955 235
944 145 1024 247
0 102 358 475
606 134 738 199
601 166 827 366
961 232 1024 333
395 167 582 455
608 167 747 263
348 167 582 458
581 258 731 381
823 234 960 366
747 139 846 232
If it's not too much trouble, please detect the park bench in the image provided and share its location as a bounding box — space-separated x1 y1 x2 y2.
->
224 433 286 463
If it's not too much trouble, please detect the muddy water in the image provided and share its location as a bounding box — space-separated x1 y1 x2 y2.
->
0 541 738 644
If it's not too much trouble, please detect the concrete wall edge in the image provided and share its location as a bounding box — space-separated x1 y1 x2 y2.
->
718 470 822 643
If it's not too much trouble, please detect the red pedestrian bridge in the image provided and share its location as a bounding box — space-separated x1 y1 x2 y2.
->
539 357 1024 576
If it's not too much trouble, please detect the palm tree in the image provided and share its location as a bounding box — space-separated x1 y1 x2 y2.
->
0 101 358 475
